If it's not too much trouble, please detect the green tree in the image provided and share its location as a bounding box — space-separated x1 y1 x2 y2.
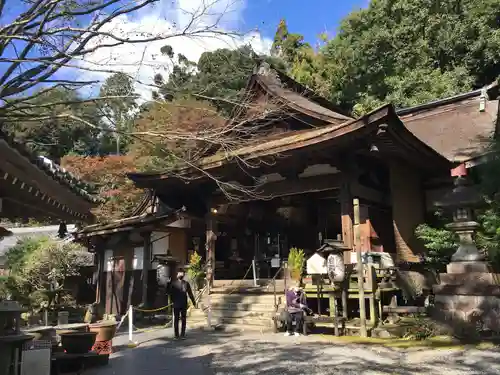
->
3 88 102 161
158 45 285 116
2 236 90 308
98 72 138 155
317 0 500 113
270 19 330 95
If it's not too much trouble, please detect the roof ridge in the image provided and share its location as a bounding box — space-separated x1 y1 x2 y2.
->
397 81 498 116
254 61 352 119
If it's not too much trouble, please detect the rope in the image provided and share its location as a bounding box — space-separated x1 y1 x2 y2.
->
133 304 171 313
124 262 255 339
123 285 208 334
132 282 208 313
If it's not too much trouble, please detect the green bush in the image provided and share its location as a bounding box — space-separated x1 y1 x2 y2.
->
415 223 458 266
187 251 204 281
288 247 305 281
3 236 90 310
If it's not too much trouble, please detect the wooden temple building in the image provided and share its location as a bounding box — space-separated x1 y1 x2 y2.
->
75 63 500 316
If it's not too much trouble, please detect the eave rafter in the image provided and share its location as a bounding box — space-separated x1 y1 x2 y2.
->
0 170 89 221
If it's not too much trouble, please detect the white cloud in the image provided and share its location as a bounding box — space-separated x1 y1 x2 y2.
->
71 0 272 100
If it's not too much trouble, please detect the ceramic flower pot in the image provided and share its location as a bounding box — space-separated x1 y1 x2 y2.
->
89 321 117 342
25 326 56 343
60 331 97 354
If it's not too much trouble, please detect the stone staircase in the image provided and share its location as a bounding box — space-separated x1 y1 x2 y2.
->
188 280 286 332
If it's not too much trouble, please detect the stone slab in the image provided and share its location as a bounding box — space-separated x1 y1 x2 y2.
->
440 272 500 285
446 261 490 274
433 283 500 296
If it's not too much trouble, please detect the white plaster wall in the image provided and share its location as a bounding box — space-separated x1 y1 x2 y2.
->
151 232 170 267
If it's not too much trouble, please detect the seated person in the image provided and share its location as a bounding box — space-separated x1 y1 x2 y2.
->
284 282 308 336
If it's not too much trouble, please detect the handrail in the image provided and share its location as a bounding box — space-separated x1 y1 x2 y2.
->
267 265 284 312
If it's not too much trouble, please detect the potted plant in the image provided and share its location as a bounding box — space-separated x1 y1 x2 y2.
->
187 251 205 290
89 318 117 342
60 331 97 354
288 248 305 282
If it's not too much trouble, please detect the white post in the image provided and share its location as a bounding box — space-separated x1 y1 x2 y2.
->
128 305 133 343
354 198 367 337
252 258 258 287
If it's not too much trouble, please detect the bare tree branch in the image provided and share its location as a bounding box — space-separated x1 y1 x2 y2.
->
1 0 305 205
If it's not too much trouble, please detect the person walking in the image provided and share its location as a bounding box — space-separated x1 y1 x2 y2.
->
167 269 197 339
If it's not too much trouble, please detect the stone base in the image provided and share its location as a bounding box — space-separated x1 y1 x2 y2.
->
433 293 500 333
440 272 500 285
446 261 490 274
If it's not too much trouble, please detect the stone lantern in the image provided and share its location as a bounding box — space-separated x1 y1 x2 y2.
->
434 175 485 265
432 168 500 336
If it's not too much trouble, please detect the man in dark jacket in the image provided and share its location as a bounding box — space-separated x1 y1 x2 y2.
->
167 270 197 339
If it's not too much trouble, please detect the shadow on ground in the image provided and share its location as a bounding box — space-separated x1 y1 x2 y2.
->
88 329 500 375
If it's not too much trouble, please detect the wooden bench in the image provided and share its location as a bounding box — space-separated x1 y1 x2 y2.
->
304 315 346 336
272 313 346 336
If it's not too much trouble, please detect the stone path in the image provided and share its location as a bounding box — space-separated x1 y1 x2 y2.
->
88 328 500 375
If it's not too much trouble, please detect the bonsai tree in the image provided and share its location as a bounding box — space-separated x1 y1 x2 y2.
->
288 248 305 282
4 237 91 316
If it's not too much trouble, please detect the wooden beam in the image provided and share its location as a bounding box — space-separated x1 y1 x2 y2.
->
0 140 94 213
212 173 344 204
2 196 74 221
340 183 354 260
350 182 389 205
141 231 152 306
0 167 91 221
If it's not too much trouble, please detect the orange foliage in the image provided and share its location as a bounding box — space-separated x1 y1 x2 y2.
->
129 99 226 172
61 155 143 222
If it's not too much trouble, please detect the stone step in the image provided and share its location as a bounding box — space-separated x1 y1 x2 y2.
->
190 321 272 333
190 306 276 319
205 316 274 328
203 294 281 304
212 279 286 289
202 302 278 312
201 309 274 320
188 306 274 322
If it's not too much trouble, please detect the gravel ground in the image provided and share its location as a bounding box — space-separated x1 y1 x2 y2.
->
87 327 500 375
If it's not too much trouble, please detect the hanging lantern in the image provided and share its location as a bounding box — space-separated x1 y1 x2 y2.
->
316 242 347 283
327 253 345 283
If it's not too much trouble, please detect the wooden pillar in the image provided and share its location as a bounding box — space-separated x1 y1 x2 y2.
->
342 282 348 320
95 248 105 306
205 213 217 288
141 231 151 306
354 198 367 337
367 263 378 326
340 183 354 264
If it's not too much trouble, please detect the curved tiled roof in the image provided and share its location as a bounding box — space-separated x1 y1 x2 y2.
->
0 128 101 203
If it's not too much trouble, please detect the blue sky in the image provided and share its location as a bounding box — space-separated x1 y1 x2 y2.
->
242 0 368 44
0 0 369 101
